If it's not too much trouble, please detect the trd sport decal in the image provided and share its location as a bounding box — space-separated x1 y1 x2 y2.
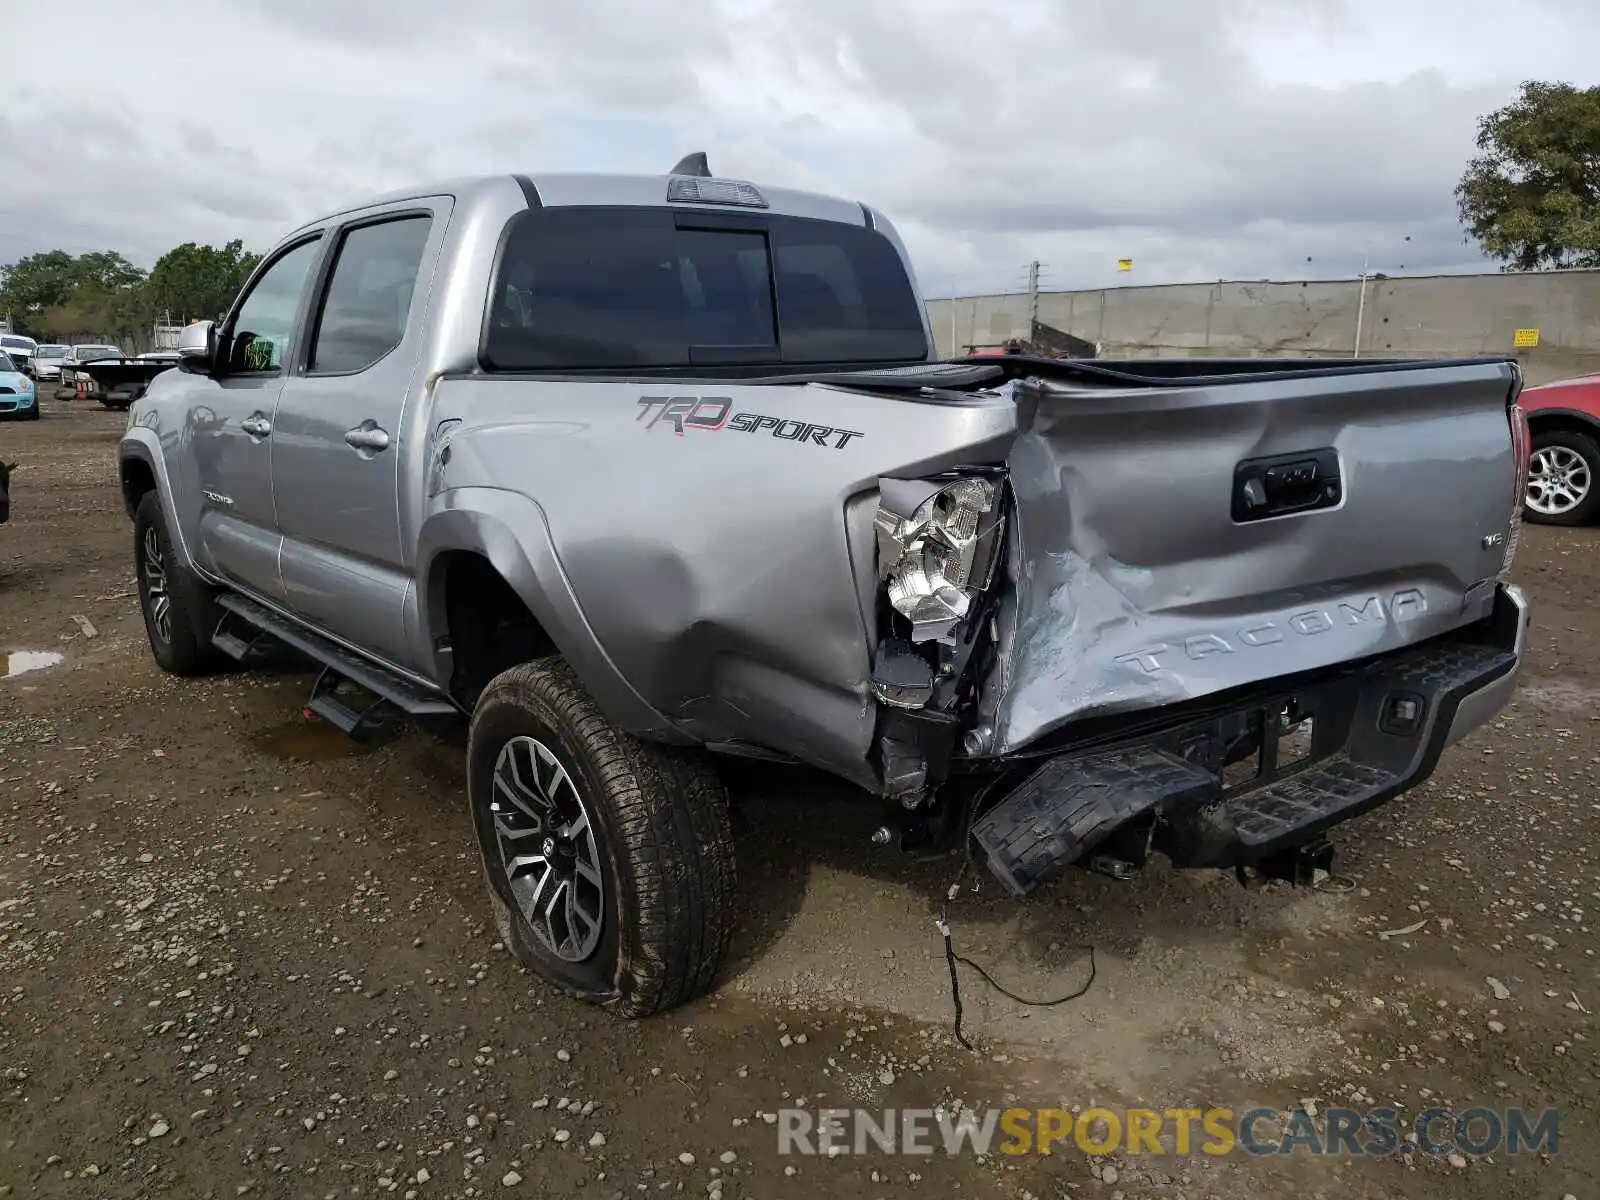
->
637 397 864 449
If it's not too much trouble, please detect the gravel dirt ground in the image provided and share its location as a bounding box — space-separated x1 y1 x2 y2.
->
0 402 1594 1200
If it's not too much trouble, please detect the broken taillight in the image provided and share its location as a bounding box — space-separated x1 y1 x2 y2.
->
874 476 1000 644
1502 401 1530 578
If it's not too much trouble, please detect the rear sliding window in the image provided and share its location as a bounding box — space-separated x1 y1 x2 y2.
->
482 207 928 371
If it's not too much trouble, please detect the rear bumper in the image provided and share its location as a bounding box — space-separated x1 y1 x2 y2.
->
973 582 1530 896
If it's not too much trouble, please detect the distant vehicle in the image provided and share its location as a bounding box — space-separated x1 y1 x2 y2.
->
70 350 182 410
0 334 37 376
1516 372 1600 525
63 343 125 370
0 351 39 420
32 344 69 381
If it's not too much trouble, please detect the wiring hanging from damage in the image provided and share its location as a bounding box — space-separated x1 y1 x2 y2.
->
937 781 1097 1050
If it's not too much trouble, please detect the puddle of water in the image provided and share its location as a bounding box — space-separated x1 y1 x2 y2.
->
250 716 377 762
5 650 65 679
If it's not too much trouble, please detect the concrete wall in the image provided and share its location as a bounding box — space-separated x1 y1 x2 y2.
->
926 269 1600 386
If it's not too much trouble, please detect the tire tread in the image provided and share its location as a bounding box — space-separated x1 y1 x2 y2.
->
133 491 228 675
470 659 735 1017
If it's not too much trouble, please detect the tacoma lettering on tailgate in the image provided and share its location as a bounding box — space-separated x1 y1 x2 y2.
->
1113 588 1430 674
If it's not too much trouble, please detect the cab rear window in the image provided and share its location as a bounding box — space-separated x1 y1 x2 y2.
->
482 206 928 371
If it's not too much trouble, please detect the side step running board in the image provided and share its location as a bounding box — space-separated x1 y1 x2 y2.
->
212 607 281 665
214 593 458 740
308 666 399 740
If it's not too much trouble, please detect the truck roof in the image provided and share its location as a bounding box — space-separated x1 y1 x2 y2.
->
287 171 877 242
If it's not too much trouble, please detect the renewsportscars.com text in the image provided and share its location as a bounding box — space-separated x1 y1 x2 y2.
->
774 1105 1560 1158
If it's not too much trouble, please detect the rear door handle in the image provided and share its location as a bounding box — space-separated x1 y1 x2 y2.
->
240 413 272 438
344 421 391 453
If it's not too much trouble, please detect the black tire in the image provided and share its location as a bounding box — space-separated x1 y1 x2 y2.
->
133 491 228 675
468 658 736 1017
23 406 40 421
1525 429 1600 526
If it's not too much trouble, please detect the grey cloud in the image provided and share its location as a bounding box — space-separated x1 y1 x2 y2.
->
2 0 1596 296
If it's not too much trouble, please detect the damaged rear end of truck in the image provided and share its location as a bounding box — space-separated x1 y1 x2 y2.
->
860 354 1532 895
424 166 1535 946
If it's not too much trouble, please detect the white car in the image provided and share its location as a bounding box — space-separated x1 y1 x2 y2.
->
0 333 37 375
32 344 69 380
59 344 127 385
63 343 125 369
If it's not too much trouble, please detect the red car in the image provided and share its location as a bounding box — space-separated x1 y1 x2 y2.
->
1520 372 1600 525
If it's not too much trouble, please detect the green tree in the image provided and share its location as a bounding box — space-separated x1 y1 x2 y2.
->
73 250 145 293
1456 80 1600 271
0 250 86 318
0 249 148 338
145 239 262 324
1 239 259 345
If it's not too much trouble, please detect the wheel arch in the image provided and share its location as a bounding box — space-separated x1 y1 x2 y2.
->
1524 408 1600 525
118 431 203 574
416 488 691 742
1526 407 1600 441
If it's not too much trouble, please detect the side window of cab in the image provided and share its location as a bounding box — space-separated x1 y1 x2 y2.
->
223 237 322 374
306 215 434 375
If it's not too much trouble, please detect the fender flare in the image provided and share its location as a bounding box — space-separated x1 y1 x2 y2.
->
118 427 206 578
416 487 690 743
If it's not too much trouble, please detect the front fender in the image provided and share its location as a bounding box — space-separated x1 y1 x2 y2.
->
416 486 691 743
119 424 205 577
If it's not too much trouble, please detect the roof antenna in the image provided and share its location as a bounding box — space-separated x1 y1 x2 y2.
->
670 151 712 178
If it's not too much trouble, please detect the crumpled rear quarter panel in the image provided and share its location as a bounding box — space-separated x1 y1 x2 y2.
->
430 378 1016 781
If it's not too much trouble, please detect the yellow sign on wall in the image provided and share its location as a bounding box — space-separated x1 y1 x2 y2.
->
1514 328 1540 348
1117 259 1133 272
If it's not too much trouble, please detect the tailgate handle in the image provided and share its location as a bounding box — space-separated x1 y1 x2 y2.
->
1233 449 1341 523
1265 459 1321 501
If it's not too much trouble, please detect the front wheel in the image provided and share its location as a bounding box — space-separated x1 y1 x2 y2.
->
1525 429 1600 526
133 491 228 675
467 659 736 1017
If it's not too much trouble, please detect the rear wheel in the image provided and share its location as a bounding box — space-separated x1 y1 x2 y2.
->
1526 429 1600 526
133 491 228 675
467 659 736 1017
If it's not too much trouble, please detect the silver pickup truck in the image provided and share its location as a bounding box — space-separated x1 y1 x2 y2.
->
119 155 1533 1018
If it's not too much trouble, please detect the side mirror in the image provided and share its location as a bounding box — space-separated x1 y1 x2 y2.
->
177 320 217 373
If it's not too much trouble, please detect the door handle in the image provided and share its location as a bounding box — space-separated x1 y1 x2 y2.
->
240 413 272 438
344 421 391 453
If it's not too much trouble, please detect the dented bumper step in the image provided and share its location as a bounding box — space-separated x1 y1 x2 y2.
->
972 586 1525 898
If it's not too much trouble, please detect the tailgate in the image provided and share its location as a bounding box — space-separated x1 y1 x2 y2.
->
982 360 1521 755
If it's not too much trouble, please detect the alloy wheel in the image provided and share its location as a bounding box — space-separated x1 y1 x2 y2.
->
489 736 606 963
141 525 172 645
1527 445 1592 517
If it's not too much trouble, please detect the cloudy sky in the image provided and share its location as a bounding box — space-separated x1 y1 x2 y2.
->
2 0 1596 297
